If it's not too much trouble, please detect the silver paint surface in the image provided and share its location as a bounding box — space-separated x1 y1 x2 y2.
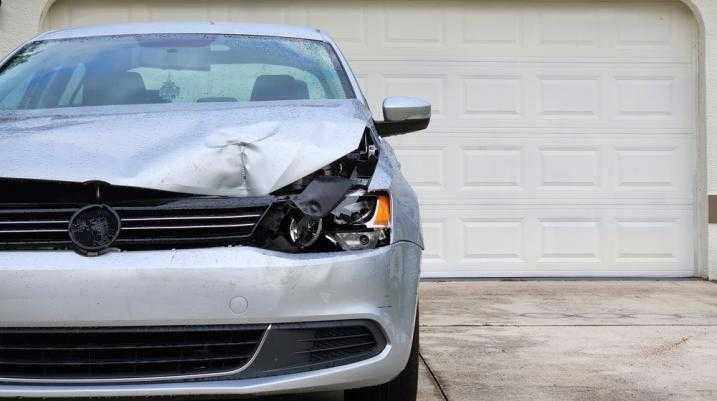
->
0 242 421 396
0 100 367 196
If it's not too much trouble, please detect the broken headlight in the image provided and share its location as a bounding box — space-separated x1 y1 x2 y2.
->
278 190 390 252
325 190 391 251
259 128 388 252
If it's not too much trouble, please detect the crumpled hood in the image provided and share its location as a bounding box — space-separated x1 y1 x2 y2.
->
0 100 369 196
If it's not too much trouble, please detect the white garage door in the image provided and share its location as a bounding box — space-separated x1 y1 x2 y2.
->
46 0 699 277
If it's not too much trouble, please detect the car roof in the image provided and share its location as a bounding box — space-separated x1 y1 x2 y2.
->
34 22 328 42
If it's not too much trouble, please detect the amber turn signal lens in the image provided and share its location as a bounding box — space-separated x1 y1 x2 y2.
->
373 193 391 227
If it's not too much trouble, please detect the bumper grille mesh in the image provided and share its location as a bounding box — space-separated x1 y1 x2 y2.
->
298 325 380 364
0 325 267 380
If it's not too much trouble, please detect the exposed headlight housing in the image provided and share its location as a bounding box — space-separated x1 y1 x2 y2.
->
288 214 323 249
326 191 391 251
327 230 387 251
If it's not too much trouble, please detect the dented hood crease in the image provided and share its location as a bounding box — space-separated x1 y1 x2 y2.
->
0 100 369 196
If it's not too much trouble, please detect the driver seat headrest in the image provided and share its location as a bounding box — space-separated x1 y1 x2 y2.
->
250 74 309 101
84 71 147 106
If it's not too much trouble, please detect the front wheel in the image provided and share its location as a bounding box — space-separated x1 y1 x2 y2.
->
345 312 419 401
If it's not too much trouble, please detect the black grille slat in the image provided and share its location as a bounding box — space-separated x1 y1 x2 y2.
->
295 341 377 355
296 333 373 343
0 208 73 245
0 325 267 380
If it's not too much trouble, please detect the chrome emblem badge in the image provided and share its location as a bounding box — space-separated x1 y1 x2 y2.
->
68 204 121 254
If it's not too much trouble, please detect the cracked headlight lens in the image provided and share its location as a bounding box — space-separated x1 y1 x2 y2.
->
327 191 390 251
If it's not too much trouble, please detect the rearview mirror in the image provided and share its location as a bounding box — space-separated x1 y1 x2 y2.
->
375 97 431 137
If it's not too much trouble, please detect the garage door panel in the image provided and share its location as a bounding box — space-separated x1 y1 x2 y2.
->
391 146 449 192
420 207 694 277
146 1 212 21
538 147 602 189
454 3 524 48
613 144 694 195
46 0 698 277
304 5 368 45
539 75 601 119
533 3 603 48
460 146 525 190
45 1 134 28
379 1 447 48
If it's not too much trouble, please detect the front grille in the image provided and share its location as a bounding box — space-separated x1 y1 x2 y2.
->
0 325 267 381
0 197 271 251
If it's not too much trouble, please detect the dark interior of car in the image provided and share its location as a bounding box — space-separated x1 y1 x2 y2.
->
80 71 309 106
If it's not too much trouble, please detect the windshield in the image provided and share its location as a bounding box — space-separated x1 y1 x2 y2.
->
0 34 355 110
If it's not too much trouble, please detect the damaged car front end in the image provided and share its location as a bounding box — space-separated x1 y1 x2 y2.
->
0 23 429 400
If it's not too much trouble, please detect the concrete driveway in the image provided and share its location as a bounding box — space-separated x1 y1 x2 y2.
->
255 279 716 401
420 280 717 401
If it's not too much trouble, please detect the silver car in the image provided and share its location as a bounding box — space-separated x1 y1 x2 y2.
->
0 22 429 401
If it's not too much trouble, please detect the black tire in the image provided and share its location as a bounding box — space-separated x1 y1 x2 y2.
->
345 311 419 401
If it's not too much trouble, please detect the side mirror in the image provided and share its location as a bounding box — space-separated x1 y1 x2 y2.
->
375 97 431 137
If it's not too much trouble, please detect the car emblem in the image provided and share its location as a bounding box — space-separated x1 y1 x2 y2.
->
68 204 121 255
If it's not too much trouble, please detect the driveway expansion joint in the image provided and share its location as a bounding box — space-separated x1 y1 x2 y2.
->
419 351 450 401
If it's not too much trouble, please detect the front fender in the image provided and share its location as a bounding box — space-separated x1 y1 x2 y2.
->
368 142 424 249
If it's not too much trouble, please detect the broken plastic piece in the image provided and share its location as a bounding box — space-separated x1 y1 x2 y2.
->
292 176 353 218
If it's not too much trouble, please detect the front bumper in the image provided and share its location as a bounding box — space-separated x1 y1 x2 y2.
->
0 242 421 397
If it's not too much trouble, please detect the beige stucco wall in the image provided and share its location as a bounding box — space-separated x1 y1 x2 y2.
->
0 0 715 280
